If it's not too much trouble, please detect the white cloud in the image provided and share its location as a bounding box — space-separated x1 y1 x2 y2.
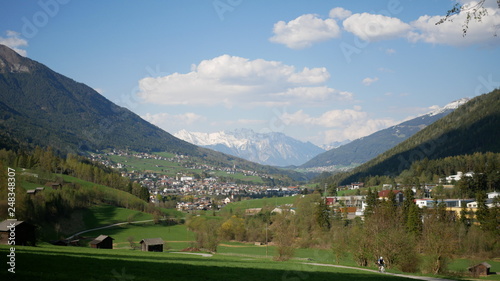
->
362 77 379 86
343 13 412 42
221 119 267 126
321 118 395 143
142 112 206 133
0 30 28 56
93 88 104 94
378 67 393 72
287 67 330 84
385 48 396 54
268 2 499 49
408 2 500 46
275 86 353 103
269 14 341 49
138 54 349 107
329 7 352 20
280 108 396 143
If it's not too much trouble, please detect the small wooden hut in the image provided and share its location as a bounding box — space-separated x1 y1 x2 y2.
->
140 238 164 252
0 219 36 246
468 262 491 276
89 235 114 249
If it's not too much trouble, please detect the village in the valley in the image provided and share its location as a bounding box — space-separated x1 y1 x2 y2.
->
86 150 499 220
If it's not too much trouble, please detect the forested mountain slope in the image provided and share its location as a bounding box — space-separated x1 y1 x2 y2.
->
302 99 468 169
0 45 304 180
333 89 500 185
0 44 192 154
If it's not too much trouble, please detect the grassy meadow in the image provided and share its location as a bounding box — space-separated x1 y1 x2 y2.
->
82 205 154 228
0 244 421 281
222 195 297 214
2 217 499 280
83 222 195 250
103 151 268 183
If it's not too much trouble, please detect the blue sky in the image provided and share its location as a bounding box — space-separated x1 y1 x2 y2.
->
1 0 499 146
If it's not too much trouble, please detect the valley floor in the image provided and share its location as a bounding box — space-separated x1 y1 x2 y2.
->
0 245 465 281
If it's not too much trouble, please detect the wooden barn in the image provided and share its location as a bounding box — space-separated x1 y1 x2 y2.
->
0 219 36 246
89 235 114 249
140 238 164 252
468 262 491 276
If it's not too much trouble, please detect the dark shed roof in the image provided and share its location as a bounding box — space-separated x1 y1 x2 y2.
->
140 238 164 245
89 235 114 245
0 219 24 231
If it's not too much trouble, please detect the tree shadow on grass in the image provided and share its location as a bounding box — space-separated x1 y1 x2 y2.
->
0 247 414 281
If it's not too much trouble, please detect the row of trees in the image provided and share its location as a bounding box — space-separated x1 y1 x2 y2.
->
0 147 156 239
396 152 500 193
334 152 500 199
187 191 499 274
0 147 150 201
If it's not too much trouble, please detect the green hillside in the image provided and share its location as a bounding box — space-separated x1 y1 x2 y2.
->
83 223 194 250
222 196 297 214
302 109 454 168
0 44 191 155
82 205 153 229
0 44 303 182
333 89 500 185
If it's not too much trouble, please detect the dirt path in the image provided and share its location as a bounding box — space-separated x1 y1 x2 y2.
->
67 219 155 239
170 252 213 257
303 263 458 281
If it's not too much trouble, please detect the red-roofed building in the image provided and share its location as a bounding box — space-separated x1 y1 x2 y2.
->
326 197 336 205
350 182 364 189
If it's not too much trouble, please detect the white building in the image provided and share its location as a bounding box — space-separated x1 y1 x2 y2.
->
487 191 500 199
415 198 474 208
271 207 296 214
443 171 474 183
180 176 194 182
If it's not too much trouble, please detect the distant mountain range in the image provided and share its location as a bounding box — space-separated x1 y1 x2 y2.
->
175 129 325 167
320 140 352 151
301 98 470 171
174 98 469 168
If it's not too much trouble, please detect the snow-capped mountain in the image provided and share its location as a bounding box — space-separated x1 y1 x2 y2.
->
174 129 325 167
427 98 470 116
302 98 471 170
320 139 352 151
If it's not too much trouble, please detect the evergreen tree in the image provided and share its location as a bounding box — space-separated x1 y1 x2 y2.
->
402 187 415 223
364 187 378 217
315 198 331 230
459 203 471 228
406 203 422 236
475 192 490 228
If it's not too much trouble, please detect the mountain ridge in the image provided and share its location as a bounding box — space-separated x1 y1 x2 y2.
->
333 89 500 185
0 44 190 155
0 44 304 181
301 98 470 170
